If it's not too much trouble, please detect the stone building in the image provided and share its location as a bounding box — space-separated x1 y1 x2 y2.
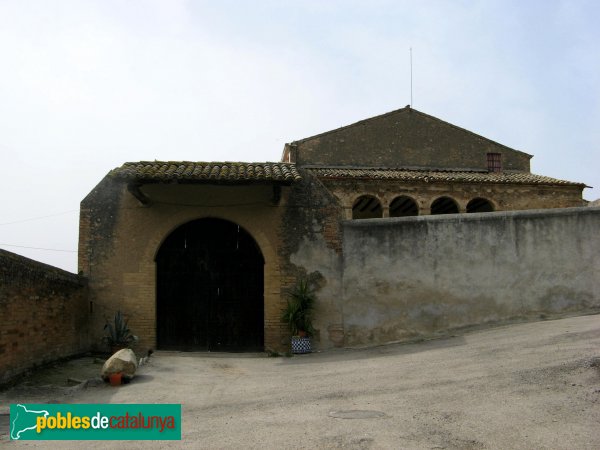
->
79 106 586 353
282 106 585 217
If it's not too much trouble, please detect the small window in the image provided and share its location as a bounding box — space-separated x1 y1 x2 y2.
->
487 153 502 172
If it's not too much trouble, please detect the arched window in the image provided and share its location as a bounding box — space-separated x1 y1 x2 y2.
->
430 196 459 215
467 198 494 213
352 195 383 219
390 196 418 217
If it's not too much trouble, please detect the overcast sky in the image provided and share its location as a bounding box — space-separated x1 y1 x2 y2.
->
1 0 598 273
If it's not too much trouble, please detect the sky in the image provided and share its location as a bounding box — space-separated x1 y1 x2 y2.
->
1 0 599 273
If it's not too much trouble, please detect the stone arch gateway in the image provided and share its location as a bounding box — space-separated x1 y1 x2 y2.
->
155 218 265 351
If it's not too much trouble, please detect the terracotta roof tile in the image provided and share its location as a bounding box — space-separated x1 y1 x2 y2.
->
110 161 302 184
307 167 584 187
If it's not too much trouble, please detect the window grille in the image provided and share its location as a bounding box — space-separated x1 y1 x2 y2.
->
487 153 502 172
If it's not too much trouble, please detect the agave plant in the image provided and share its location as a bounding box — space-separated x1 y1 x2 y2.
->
102 311 138 350
281 279 316 337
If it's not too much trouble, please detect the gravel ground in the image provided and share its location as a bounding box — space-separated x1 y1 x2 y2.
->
2 314 599 449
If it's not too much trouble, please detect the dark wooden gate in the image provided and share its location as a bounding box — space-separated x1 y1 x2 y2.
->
156 218 264 351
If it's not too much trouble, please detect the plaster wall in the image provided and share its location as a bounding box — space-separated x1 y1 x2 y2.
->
278 170 346 349
341 207 600 346
289 234 344 347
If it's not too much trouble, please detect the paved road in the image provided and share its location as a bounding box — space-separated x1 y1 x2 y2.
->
3 314 600 449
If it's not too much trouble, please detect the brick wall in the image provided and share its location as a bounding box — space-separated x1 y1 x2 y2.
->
79 178 292 352
0 249 89 384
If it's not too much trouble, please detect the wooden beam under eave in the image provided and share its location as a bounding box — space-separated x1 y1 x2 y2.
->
127 183 152 206
271 184 282 205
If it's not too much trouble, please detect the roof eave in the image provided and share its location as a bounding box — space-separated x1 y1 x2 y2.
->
120 178 298 186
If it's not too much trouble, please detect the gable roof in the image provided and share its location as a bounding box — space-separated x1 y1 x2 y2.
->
285 106 536 172
110 161 302 184
292 106 532 158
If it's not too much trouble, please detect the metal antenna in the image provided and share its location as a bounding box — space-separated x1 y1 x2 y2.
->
410 47 413 107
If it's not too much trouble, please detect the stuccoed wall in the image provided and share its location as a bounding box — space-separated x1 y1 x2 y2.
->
341 207 600 346
281 170 345 348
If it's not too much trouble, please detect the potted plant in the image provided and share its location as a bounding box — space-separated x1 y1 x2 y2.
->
102 311 138 354
281 279 315 354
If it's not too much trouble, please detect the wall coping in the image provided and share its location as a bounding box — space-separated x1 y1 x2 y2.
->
343 206 600 229
0 249 86 286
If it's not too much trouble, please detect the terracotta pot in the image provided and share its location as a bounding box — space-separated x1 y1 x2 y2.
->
109 372 123 386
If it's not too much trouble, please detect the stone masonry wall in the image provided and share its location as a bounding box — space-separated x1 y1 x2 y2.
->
0 249 89 384
293 107 532 171
321 178 584 218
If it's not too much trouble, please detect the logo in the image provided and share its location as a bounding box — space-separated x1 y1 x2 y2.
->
10 404 181 440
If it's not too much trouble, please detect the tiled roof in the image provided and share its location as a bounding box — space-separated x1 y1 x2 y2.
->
110 161 302 184
307 167 585 187
291 106 532 158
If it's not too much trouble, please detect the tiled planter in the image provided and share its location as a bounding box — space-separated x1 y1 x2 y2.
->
291 336 311 354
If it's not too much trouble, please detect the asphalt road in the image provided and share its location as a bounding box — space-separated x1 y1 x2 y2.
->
2 314 600 449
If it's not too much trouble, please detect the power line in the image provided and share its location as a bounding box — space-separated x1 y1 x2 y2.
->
0 209 78 226
0 243 77 253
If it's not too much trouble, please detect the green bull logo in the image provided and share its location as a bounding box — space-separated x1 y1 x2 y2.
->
10 404 181 440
